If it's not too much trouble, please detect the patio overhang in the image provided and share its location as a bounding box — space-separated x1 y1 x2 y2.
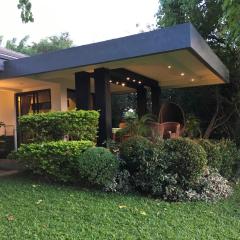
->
0 23 229 89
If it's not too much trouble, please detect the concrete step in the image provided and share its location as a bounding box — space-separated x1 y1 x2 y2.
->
0 159 23 171
0 170 19 177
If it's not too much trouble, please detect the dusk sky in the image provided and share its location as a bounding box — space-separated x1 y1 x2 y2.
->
1 0 159 46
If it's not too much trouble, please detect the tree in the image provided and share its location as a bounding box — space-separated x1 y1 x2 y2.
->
156 0 240 141
18 0 34 23
4 33 73 55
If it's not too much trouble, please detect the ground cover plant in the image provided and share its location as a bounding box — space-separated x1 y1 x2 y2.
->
0 174 239 240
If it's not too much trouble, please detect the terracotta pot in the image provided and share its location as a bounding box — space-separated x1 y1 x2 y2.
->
119 122 127 129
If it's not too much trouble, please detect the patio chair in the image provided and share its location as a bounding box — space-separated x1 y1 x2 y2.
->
151 122 180 139
158 102 185 135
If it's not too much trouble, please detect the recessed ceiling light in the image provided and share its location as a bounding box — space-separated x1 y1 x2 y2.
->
138 81 142 84
132 79 136 82
126 77 130 81
121 83 126 87
168 65 172 69
180 73 185 76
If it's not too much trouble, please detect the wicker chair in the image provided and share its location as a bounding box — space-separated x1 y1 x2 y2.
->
151 122 181 139
158 102 185 136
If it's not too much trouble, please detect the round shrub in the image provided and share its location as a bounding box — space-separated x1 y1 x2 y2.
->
163 138 207 185
197 139 222 170
120 136 153 174
78 147 119 187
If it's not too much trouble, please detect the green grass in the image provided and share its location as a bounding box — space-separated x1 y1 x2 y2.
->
0 175 239 240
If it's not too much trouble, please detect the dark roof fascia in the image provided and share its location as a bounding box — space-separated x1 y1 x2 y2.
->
189 25 229 82
0 23 229 83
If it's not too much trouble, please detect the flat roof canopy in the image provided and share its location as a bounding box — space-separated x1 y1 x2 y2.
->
0 23 229 89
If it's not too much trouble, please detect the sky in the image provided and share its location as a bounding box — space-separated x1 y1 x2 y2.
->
1 0 159 46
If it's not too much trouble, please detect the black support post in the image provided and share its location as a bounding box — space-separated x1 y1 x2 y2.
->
151 86 161 117
137 87 147 117
75 71 91 110
94 68 112 145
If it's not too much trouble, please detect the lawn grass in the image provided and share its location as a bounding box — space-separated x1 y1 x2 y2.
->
0 174 239 240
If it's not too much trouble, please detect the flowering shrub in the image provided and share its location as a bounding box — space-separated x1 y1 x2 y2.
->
104 169 133 193
185 169 233 201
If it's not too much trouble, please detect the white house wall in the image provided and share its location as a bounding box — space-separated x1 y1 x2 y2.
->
0 90 16 135
0 80 74 133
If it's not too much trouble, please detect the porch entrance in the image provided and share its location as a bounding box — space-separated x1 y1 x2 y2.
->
16 89 51 118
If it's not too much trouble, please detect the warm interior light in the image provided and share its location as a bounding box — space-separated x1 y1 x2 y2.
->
180 73 185 76
168 65 172 69
132 79 136 82
138 81 142 84
109 80 112 83
121 83 126 87
190 78 195 82
126 77 130 81
116 81 119 85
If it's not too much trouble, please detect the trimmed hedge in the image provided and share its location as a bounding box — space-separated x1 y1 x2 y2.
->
19 110 99 143
78 147 119 186
10 140 95 182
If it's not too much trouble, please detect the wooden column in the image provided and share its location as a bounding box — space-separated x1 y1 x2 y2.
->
75 71 91 110
151 86 161 117
137 87 147 117
94 68 112 145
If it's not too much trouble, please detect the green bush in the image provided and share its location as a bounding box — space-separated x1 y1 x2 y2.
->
120 137 208 197
197 139 240 179
217 139 240 179
19 110 99 143
120 136 164 195
163 138 207 184
10 140 94 182
197 139 222 170
120 136 153 173
78 147 119 187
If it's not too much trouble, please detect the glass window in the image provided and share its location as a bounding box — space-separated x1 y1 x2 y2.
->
16 89 51 117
